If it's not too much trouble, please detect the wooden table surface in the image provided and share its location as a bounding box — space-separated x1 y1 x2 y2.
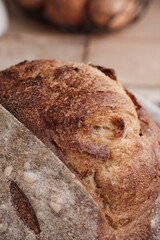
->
0 0 160 108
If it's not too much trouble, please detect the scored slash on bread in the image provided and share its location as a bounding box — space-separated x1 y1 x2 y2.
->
0 60 160 239
10 180 41 235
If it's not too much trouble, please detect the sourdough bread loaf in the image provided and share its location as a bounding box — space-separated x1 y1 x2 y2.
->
0 60 160 239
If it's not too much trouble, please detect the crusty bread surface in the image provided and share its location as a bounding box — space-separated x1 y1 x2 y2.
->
0 60 160 239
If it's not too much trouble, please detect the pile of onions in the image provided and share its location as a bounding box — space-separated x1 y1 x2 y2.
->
17 0 151 32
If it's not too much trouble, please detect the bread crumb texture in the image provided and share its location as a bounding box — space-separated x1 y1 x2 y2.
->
4 166 13 177
0 60 160 239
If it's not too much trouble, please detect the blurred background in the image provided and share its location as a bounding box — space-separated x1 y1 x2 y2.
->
0 0 160 109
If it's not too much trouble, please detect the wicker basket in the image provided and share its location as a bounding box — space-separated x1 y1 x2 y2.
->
17 0 151 33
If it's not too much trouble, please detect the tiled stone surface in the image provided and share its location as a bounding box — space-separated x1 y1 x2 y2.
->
0 32 85 70
87 37 160 86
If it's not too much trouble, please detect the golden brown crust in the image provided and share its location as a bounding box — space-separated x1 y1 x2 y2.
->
125 89 160 142
0 60 160 239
